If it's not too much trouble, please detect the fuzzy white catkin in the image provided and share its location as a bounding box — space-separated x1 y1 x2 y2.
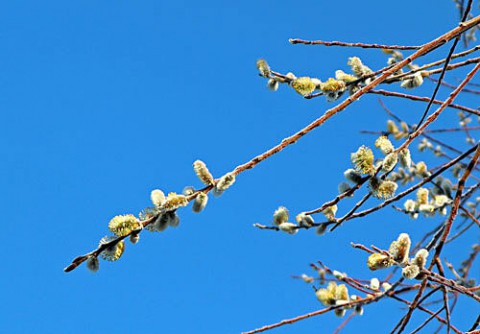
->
278 222 298 235
193 160 214 186
296 212 314 227
370 278 380 290
382 153 398 172
192 193 208 213
150 189 166 207
216 172 236 191
402 264 420 279
267 79 279 91
413 249 429 269
273 206 289 226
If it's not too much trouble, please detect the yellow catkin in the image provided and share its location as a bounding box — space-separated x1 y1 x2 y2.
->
256 59 270 77
375 136 394 155
373 180 398 199
322 205 338 221
108 214 141 237
351 146 375 175
319 78 346 92
163 192 189 211
367 253 394 270
416 188 429 205
291 77 316 96
100 238 126 262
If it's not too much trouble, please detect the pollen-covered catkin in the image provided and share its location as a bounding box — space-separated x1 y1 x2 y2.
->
375 136 394 155
415 161 429 177
256 59 271 78
163 192 189 211
273 206 289 226
382 153 398 172
291 77 316 96
348 57 373 78
99 237 125 262
335 70 357 83
416 188 429 205
351 146 375 175
193 160 214 186
387 120 399 135
372 180 398 199
322 205 338 221
367 253 394 270
108 214 141 237
216 172 236 192
399 149 412 169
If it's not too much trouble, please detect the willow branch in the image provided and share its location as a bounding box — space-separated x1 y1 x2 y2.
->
368 89 480 117
431 143 480 262
397 63 480 152
233 15 480 176
288 39 421 49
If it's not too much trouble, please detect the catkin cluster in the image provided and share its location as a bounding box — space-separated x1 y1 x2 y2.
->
84 159 237 272
367 233 429 280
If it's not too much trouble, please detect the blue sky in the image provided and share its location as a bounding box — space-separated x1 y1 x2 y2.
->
1 1 478 333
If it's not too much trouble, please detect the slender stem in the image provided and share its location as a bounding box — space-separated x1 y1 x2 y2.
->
288 39 421 49
369 89 480 117
233 16 480 176
397 63 480 152
431 143 480 262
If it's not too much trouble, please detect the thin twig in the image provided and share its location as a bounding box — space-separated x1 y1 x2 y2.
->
388 45 480 82
416 0 474 127
397 63 480 151
288 39 421 50
409 307 445 334
369 89 480 117
431 143 480 262
233 16 480 176
332 312 356 334
427 76 480 95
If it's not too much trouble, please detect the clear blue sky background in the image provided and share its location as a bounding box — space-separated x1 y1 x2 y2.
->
1 1 478 333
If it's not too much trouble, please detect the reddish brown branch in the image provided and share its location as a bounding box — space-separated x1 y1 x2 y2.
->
397 63 480 152
369 89 480 117
288 38 421 49
233 16 480 176
431 143 480 261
